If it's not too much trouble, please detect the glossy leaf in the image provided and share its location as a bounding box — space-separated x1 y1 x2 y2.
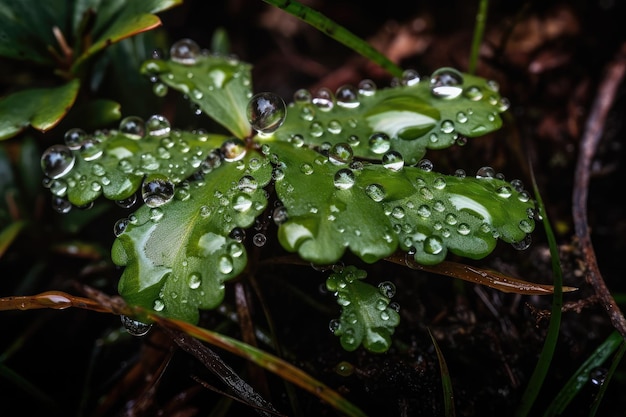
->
140 47 253 138
0 80 80 140
41 118 229 207
113 152 273 323
326 266 400 353
270 141 535 266
264 69 508 165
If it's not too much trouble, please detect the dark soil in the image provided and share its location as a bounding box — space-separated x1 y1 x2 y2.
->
2 0 626 416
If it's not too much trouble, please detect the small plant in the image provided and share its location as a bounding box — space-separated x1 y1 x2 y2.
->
37 29 539 353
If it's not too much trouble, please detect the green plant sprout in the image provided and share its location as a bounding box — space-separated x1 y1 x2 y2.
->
37 28 539 352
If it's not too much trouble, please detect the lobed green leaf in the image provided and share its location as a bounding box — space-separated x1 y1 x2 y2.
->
113 151 273 323
326 265 400 353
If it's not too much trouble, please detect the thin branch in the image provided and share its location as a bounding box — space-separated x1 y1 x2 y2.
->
573 42 626 338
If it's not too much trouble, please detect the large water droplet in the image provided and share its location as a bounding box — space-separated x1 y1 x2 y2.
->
272 206 289 225
328 143 354 165
358 79 377 96
232 193 253 212
333 168 355 190
424 235 444 255
221 138 247 162
368 132 391 154
430 67 464 99
146 114 171 137
119 116 145 139
170 38 201 64
365 183 386 202
401 69 420 86
382 151 404 171
378 281 396 298
142 174 175 207
41 145 75 179
64 128 87 150
511 234 532 251
51 196 72 213
335 85 360 108
79 139 103 161
247 92 286 134
312 87 334 111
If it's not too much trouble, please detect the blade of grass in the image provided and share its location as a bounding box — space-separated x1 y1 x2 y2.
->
541 330 623 416
261 0 403 78
514 159 564 417
588 336 626 417
428 328 456 417
468 0 489 74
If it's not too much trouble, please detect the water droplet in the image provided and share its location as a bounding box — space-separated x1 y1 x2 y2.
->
424 235 444 255
64 128 87 150
590 367 607 386
232 193 253 212
358 79 377 96
464 85 483 101
430 67 464 99
433 177 446 189
486 79 500 92
334 361 354 376
300 163 314 175
120 315 152 336
113 218 129 236
247 92 286 134
519 219 533 233
115 194 137 209
382 151 404 171
41 145 75 179
152 82 168 97
456 111 468 123
511 234 532 251
329 318 341 333
417 204 431 218
335 85 360 108
457 223 471 235
253 233 267 247
142 174 175 207
454 169 466 178
229 227 246 242
417 159 433 172
368 132 391 154
228 242 244 258
498 97 510 112
402 69 421 86
218 255 234 274
365 183 386 202
378 281 396 298
445 213 458 225
170 38 201 64
51 196 72 213
119 116 145 139
153 299 165 311
272 206 289 225
328 143 354 165
146 114 171 137
476 166 495 179
440 120 455 134
50 179 68 196
333 168 355 190
312 87 334 111
293 88 312 103
221 138 247 162
327 119 342 134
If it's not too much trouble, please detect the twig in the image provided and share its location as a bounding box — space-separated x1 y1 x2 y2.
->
573 42 626 338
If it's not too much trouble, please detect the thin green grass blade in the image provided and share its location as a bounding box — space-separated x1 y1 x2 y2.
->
428 328 456 417
514 163 564 417
541 330 623 416
261 0 403 78
588 337 626 417
468 0 489 74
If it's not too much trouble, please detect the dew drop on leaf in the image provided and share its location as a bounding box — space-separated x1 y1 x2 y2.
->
511 234 532 251
328 143 354 165
120 315 152 336
368 132 390 154
113 218 129 237
464 85 483 101
247 92 286 133
119 116 145 139
64 128 86 150
141 174 175 208
378 281 396 298
335 85 360 108
146 114 171 137
312 87 334 111
51 196 72 213
293 88 312 104
170 38 201 64
358 79 377 96
218 255 234 274
41 145 75 179
365 183 386 202
188 273 201 289
272 206 289 225
334 168 355 190
382 151 404 171
401 69 420 86
430 67 464 99
221 138 247 162
424 235 444 255
79 138 103 161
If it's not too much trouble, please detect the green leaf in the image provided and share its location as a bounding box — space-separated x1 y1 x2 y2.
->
41 119 229 207
72 0 183 73
271 142 397 265
270 141 535 266
113 151 273 323
266 68 507 165
0 80 80 140
140 48 253 138
326 265 400 353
